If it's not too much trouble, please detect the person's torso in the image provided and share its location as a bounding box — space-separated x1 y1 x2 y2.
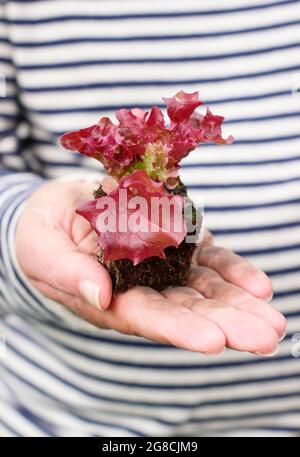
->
1 0 300 436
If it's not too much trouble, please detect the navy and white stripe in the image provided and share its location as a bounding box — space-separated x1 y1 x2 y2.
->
1 0 300 437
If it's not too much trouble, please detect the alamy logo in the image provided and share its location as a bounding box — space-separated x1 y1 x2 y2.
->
94 191 204 244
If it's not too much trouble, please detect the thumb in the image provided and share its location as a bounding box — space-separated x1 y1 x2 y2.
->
51 250 113 311
19 230 112 310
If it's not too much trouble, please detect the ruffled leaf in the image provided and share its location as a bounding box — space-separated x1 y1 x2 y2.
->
60 90 233 184
162 90 203 123
76 171 187 265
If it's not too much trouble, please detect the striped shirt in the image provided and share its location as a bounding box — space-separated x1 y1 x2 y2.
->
0 0 300 437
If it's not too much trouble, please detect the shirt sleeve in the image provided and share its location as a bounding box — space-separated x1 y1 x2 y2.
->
0 5 73 326
0 2 30 174
0 4 48 317
0 5 105 329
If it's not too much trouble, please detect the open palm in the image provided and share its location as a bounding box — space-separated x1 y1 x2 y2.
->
16 180 286 356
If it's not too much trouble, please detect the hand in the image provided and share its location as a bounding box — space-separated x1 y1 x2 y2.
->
103 232 285 355
16 180 286 355
16 179 113 310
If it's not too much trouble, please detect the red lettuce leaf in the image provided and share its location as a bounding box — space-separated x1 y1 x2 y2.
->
60 90 233 183
162 90 203 123
76 171 187 265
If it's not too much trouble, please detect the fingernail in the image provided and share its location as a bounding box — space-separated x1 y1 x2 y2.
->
279 332 286 342
255 346 279 357
79 280 103 310
266 292 273 302
203 348 226 356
